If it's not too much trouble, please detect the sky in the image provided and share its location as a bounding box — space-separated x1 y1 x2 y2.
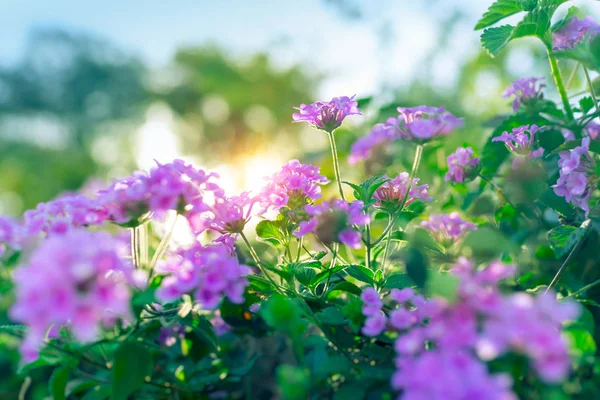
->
0 0 495 96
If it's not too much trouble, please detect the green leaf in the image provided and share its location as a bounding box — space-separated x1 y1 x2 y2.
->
539 188 574 217
81 385 111 400
329 281 362 296
311 264 348 286
345 264 374 284
512 8 552 45
260 295 307 339
295 267 317 287
427 271 460 303
277 365 310 400
475 0 524 30
112 341 153 400
463 227 512 259
383 273 413 289
481 25 515 57
49 367 70 400
579 96 595 114
405 248 428 288
547 225 579 258
315 307 346 325
565 328 597 356
552 5 578 32
255 220 287 245
552 34 600 72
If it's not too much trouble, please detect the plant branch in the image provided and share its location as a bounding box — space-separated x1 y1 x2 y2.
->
327 131 346 201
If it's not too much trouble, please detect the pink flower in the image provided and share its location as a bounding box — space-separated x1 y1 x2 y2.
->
293 200 369 249
349 118 402 164
445 147 480 184
258 160 329 213
10 229 132 361
492 125 544 167
373 173 433 208
361 313 387 337
361 287 383 317
420 212 477 245
553 16 600 50
293 95 361 133
156 242 250 310
0 216 23 256
502 77 545 111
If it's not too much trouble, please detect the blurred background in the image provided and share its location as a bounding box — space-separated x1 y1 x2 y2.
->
0 0 598 214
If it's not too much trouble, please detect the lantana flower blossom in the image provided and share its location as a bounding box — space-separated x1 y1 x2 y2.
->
258 159 329 213
421 212 477 245
553 16 600 50
394 106 464 142
156 242 250 310
293 200 369 249
445 147 481 184
0 216 24 256
553 137 596 215
373 173 432 209
10 229 132 362
292 95 361 133
503 77 545 111
349 119 402 164
492 125 544 168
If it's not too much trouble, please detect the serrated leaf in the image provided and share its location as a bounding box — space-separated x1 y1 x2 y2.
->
295 268 317 286
383 273 413 289
311 264 348 286
481 25 515 56
579 96 595 114
547 225 578 258
329 281 362 296
475 0 524 31
255 220 286 245
345 264 374 284
112 341 153 400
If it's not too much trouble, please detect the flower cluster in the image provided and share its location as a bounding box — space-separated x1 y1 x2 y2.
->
421 212 477 245
10 229 132 362
258 159 329 212
503 77 545 111
553 137 596 214
293 200 369 249
386 258 578 399
492 125 544 168
361 287 419 337
24 195 108 236
395 106 464 142
373 173 432 209
349 118 401 164
445 147 480 184
97 160 224 226
156 242 250 310
292 95 360 133
553 16 600 50
0 216 23 256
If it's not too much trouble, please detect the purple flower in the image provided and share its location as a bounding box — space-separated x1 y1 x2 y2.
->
10 229 132 361
293 200 369 249
349 118 401 164
503 77 545 111
258 160 329 213
553 16 600 50
420 212 477 245
292 95 361 133
492 125 544 167
553 137 595 215
395 106 463 142
0 216 23 256
445 147 480 184
585 121 600 139
373 173 433 208
391 288 414 304
156 242 250 310
361 287 383 317
362 313 387 337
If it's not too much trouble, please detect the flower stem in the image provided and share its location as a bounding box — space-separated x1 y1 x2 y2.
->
365 225 372 269
240 232 282 293
584 66 599 111
547 51 574 120
546 220 592 293
323 245 338 295
130 228 139 268
327 131 346 201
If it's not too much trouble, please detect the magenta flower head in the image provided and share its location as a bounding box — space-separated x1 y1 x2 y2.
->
421 212 477 246
349 118 401 164
503 77 545 111
24 194 108 236
293 200 369 249
0 216 23 257
258 159 329 213
553 16 600 50
373 173 432 211
492 125 544 168
10 229 132 363
445 147 481 184
553 137 596 215
156 242 250 310
394 106 464 142
292 95 361 133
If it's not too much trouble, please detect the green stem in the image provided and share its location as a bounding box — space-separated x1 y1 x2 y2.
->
567 278 600 299
365 225 372 270
323 245 337 295
130 228 139 268
240 232 282 293
327 131 346 201
295 237 303 262
372 144 423 248
546 220 592 293
150 214 178 270
547 51 574 120
584 67 599 111
381 226 393 275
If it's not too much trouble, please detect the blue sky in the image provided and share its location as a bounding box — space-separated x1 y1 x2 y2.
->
0 0 598 96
